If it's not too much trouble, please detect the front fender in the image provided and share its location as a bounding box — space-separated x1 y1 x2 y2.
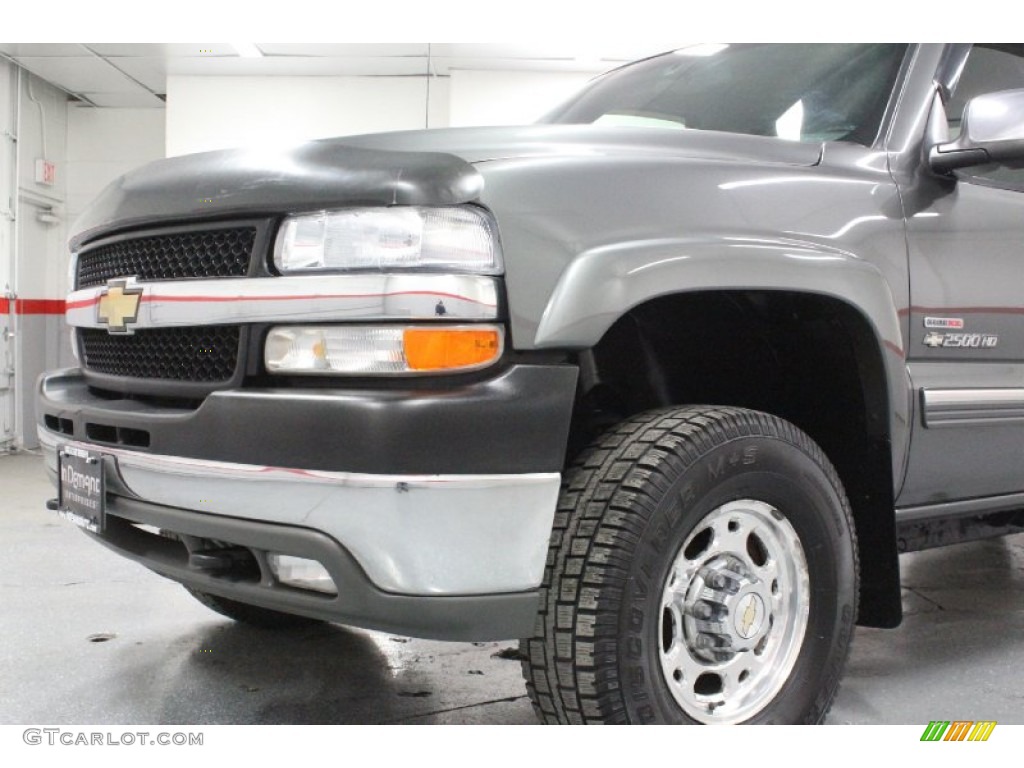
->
533 236 909 484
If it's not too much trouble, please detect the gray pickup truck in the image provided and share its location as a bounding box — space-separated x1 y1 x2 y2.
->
38 43 1024 724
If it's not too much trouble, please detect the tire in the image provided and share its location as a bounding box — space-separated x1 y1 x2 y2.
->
521 406 859 724
184 587 323 630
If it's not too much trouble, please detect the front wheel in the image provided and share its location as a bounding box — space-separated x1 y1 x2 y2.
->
521 406 859 724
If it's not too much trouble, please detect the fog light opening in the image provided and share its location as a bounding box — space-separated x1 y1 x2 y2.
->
267 554 338 595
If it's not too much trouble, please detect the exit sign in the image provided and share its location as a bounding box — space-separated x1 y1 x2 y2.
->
35 159 56 186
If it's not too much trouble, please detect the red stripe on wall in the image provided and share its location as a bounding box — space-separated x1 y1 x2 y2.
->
0 298 66 315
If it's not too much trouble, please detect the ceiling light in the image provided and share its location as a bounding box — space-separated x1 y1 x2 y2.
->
232 42 263 58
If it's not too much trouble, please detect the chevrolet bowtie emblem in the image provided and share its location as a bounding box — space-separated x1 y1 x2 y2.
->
740 599 758 636
97 278 143 334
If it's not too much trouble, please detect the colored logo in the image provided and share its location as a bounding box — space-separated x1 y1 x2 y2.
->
924 317 965 330
920 721 996 742
97 278 143 334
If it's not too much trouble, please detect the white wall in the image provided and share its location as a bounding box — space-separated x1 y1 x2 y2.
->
167 76 440 156
0 59 17 449
15 72 68 448
166 69 596 156
448 70 598 127
66 106 165 226
17 73 67 301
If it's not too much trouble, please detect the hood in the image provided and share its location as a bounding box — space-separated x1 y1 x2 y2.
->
69 141 482 250
340 124 823 167
70 125 821 251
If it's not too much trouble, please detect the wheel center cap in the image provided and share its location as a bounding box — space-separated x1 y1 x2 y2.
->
733 593 765 639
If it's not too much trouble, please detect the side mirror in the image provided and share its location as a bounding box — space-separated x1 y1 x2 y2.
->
929 88 1024 174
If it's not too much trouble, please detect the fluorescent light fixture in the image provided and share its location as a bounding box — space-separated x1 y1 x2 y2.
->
232 42 263 58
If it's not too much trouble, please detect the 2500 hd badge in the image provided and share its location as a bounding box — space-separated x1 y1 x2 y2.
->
38 44 1024 724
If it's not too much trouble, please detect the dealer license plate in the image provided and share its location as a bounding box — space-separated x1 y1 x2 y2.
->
58 446 105 533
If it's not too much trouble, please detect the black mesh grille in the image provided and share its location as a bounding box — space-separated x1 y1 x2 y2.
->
79 326 241 383
77 228 256 289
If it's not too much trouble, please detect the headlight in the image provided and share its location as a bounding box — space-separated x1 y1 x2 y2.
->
265 324 504 376
274 206 502 274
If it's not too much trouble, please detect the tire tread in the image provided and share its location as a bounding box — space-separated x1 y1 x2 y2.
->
519 405 859 724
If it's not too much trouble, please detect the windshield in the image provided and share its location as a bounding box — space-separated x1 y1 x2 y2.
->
544 44 909 146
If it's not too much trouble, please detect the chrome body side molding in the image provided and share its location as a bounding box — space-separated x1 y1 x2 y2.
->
921 388 1024 427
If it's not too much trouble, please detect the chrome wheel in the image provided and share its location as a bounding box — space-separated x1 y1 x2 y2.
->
658 499 810 724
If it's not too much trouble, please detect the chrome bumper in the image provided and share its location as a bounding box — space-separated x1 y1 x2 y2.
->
40 428 560 597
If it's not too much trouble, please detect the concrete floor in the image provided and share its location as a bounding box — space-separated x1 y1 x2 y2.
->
2 450 1022 725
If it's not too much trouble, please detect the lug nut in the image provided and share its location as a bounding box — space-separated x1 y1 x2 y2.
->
691 601 713 620
709 572 737 591
696 633 731 649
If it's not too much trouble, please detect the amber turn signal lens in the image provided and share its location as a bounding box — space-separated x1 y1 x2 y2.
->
265 324 504 376
403 328 502 371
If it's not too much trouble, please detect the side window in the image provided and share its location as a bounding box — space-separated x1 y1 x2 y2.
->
946 44 1024 191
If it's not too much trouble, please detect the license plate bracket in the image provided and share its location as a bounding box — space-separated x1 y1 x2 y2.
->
58 445 105 533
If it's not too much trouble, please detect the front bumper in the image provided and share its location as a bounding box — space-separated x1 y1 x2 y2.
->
38 363 577 640
39 365 572 474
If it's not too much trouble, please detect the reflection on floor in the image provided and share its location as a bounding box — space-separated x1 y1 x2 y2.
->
2 452 1022 724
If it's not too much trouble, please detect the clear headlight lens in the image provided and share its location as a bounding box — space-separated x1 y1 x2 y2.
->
265 324 504 376
274 206 502 274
